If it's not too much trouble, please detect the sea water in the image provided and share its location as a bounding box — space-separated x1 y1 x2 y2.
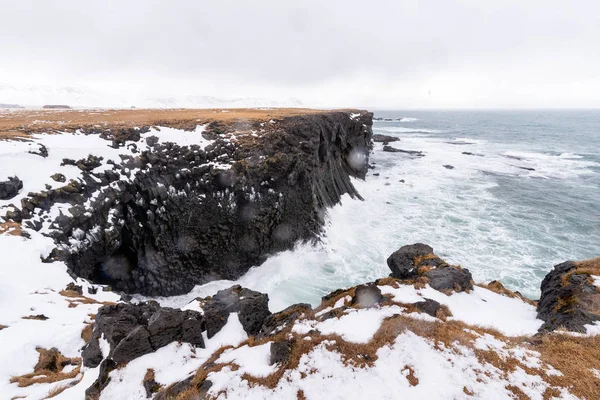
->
152 110 600 312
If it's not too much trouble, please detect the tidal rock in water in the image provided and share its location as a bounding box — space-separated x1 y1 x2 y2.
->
0 177 23 200
382 146 424 157
372 134 400 145
537 259 600 333
386 243 473 292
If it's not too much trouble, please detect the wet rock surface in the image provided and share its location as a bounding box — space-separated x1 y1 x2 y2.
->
372 134 400 145
382 145 424 157
0 176 23 200
537 259 600 333
8 112 372 296
387 243 473 293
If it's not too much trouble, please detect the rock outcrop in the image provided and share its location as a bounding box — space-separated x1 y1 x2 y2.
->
537 258 600 333
203 285 271 337
6 111 372 296
386 243 474 292
82 302 205 368
0 176 23 200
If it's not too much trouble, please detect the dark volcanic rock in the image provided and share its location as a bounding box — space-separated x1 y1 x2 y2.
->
270 339 294 365
0 176 23 200
413 298 443 318
424 267 473 292
387 243 434 279
82 301 205 368
204 285 271 338
259 303 312 338
443 165 454 170
387 243 473 293
38 111 373 296
51 173 67 183
85 359 116 400
352 284 383 308
382 146 424 157
28 143 49 158
372 134 400 145
111 325 153 364
537 260 600 333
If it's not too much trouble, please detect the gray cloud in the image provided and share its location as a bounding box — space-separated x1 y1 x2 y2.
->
0 0 599 108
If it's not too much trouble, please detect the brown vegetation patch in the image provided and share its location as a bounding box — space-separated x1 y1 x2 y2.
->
402 365 419 386
535 333 600 399
0 324 8 330
0 108 360 140
10 348 81 388
0 221 23 236
81 323 93 344
44 376 83 399
59 289 116 308
314 287 356 313
477 281 537 306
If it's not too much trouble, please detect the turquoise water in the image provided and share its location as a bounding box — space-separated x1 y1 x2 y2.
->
155 110 600 311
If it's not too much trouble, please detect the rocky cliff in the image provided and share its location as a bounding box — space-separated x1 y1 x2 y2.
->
0 110 373 296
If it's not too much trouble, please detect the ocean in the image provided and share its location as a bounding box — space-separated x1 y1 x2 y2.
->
152 110 600 312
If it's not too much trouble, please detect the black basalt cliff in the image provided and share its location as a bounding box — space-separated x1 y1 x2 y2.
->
24 111 372 296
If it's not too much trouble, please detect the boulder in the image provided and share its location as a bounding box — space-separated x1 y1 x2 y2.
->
387 243 434 279
203 285 271 338
270 339 293 365
424 267 473 292
537 259 600 333
386 243 473 293
352 284 383 308
413 298 443 318
82 302 205 368
0 176 23 200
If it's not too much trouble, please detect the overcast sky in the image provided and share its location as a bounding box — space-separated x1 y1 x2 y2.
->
1 0 599 108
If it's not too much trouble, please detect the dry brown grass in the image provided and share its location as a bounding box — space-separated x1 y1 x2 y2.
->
0 221 23 236
44 375 83 399
0 108 362 140
560 258 600 288
536 333 600 399
81 323 93 344
59 289 116 308
10 348 81 388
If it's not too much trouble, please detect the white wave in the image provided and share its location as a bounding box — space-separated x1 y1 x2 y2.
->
377 127 443 134
399 117 419 122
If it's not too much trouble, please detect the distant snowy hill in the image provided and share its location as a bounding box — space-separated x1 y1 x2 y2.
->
0 84 303 109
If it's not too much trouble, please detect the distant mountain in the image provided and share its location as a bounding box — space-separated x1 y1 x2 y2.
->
0 84 303 109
